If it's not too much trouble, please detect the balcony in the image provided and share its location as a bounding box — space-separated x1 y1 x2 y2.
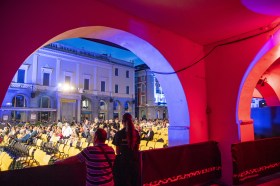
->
10 83 57 91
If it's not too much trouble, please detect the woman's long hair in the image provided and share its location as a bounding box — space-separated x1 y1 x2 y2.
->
123 113 137 150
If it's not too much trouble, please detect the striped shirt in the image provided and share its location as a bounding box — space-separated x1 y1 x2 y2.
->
78 144 115 186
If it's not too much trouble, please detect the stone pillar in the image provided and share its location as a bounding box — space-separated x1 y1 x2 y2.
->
76 63 80 88
108 68 112 93
239 119 254 141
56 97 61 122
32 54 38 84
93 67 97 90
92 96 99 120
108 100 114 120
76 98 81 123
56 59 61 84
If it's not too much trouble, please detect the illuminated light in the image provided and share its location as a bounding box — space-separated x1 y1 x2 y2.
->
242 0 280 16
57 83 75 92
64 84 70 91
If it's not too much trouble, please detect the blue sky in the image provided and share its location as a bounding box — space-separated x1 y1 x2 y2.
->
57 38 145 66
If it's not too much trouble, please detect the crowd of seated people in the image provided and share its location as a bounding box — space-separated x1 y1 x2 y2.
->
0 118 169 171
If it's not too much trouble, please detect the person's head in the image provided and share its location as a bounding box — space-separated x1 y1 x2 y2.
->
122 113 132 127
122 113 137 150
94 128 107 144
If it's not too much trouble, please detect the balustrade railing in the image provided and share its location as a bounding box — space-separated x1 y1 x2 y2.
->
10 83 57 91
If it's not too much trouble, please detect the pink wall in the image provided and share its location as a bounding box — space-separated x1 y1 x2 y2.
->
2 1 278 184
204 32 274 183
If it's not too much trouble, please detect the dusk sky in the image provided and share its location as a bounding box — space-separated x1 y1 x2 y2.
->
57 38 145 66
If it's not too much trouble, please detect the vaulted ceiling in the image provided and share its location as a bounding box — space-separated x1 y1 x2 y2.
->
102 0 279 45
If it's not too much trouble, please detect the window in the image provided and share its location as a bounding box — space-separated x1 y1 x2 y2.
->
43 73 50 86
82 98 91 110
141 95 146 105
115 84 118 93
39 97 51 122
113 101 120 111
65 76 71 84
141 84 146 93
99 100 107 110
12 95 26 107
17 69 25 83
124 102 129 111
126 86 129 94
40 97 50 108
101 81 105 92
41 67 53 86
126 70 129 78
84 79 89 90
115 68 118 76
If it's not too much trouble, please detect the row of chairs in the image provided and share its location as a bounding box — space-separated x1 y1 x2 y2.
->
54 144 81 159
3 140 54 169
0 151 14 171
0 135 10 147
17 148 52 168
141 127 168 144
140 140 167 151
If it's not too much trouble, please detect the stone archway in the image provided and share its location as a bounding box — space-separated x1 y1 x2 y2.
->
237 29 280 141
113 100 121 119
45 26 190 146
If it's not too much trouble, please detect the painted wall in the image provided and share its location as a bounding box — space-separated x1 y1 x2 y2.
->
2 0 267 184
204 31 273 183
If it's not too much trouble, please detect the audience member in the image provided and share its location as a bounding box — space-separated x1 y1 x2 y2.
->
141 127 154 141
113 113 140 186
56 128 115 186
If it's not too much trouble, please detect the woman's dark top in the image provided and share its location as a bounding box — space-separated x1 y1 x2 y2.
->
112 128 140 186
112 128 140 158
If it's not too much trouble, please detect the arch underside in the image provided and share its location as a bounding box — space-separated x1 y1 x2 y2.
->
237 29 280 141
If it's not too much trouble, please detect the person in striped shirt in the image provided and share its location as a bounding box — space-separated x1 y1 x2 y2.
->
56 128 115 186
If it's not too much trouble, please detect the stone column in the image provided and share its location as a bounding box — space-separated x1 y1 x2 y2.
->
76 63 80 89
92 96 99 120
32 54 38 84
239 119 254 141
56 59 61 85
76 98 81 123
56 97 61 122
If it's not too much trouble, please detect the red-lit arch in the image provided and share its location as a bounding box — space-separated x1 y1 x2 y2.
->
17 26 191 146
237 29 280 141
256 82 280 106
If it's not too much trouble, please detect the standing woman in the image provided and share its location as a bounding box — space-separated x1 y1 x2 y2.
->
113 113 140 186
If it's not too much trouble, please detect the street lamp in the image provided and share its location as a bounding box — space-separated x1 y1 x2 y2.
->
58 83 75 92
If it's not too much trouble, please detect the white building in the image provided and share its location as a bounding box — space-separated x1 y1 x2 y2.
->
0 42 135 123
135 64 168 120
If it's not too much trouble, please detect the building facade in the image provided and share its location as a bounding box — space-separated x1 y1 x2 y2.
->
135 64 168 120
0 43 135 123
